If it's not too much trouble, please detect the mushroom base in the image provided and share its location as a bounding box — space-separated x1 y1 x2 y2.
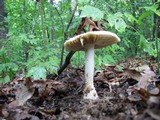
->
83 86 98 99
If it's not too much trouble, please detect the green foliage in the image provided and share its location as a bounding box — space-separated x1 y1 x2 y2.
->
138 35 156 57
26 45 59 76
0 0 159 82
107 12 127 33
95 44 124 69
72 52 85 67
77 0 90 4
27 67 46 80
143 4 160 16
0 32 59 81
0 47 18 83
80 5 104 20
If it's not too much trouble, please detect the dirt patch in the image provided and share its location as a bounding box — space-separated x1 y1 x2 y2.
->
0 57 160 120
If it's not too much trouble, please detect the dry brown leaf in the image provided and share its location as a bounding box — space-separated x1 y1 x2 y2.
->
16 85 35 106
13 112 39 120
0 104 8 117
125 65 159 101
148 87 159 95
127 87 150 101
124 68 142 81
15 78 35 106
128 93 142 101
124 65 157 89
144 97 160 120
39 107 55 115
135 65 150 72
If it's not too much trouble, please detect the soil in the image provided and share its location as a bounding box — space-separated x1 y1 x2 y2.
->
0 57 160 120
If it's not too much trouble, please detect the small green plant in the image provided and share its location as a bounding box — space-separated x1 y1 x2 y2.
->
0 47 18 83
26 45 60 79
0 32 60 82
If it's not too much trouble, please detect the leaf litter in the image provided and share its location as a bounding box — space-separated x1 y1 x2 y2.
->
0 56 160 120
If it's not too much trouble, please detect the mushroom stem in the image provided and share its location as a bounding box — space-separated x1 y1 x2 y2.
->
83 43 98 99
85 43 94 86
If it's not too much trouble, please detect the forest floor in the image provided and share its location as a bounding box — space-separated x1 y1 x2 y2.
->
0 56 160 120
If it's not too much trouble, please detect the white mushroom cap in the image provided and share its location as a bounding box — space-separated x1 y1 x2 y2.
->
64 31 120 51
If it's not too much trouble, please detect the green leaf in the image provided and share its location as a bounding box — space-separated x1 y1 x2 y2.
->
155 10 160 16
4 75 10 83
115 18 127 33
102 55 116 64
139 35 147 49
78 0 90 4
142 4 160 17
143 4 159 12
27 67 46 80
95 55 102 69
124 12 138 23
28 34 35 39
108 13 127 33
80 5 104 20
138 11 152 24
0 75 10 83
116 65 123 71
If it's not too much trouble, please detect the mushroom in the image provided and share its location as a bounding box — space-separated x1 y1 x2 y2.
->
64 31 120 99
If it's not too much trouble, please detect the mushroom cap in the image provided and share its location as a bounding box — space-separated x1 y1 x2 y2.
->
64 31 120 51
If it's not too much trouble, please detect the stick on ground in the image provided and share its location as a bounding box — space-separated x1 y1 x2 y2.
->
58 51 75 75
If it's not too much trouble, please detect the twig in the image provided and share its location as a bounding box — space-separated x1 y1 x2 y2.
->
58 51 75 75
49 0 55 45
59 3 78 67
53 4 64 34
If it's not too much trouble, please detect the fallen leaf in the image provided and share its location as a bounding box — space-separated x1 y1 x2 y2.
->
16 85 35 106
15 78 35 106
13 112 39 120
127 87 150 101
0 104 8 117
135 65 150 72
123 68 141 81
142 97 160 120
124 65 157 90
148 87 159 95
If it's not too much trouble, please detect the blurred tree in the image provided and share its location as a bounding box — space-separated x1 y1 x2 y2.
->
0 0 7 40
153 0 160 73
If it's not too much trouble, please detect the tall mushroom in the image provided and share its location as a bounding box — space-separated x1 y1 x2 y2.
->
64 31 120 99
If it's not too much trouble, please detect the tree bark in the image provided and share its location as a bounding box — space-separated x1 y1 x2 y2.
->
153 0 160 73
49 0 55 45
39 0 47 44
152 0 160 38
0 0 7 40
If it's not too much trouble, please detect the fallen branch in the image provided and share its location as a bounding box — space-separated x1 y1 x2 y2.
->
58 51 75 75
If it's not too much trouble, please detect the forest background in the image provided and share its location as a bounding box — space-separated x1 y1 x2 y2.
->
0 0 160 83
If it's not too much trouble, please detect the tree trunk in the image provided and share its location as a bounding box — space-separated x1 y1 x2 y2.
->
152 0 160 73
0 0 7 39
49 0 55 45
39 0 47 44
130 0 138 55
152 0 160 38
